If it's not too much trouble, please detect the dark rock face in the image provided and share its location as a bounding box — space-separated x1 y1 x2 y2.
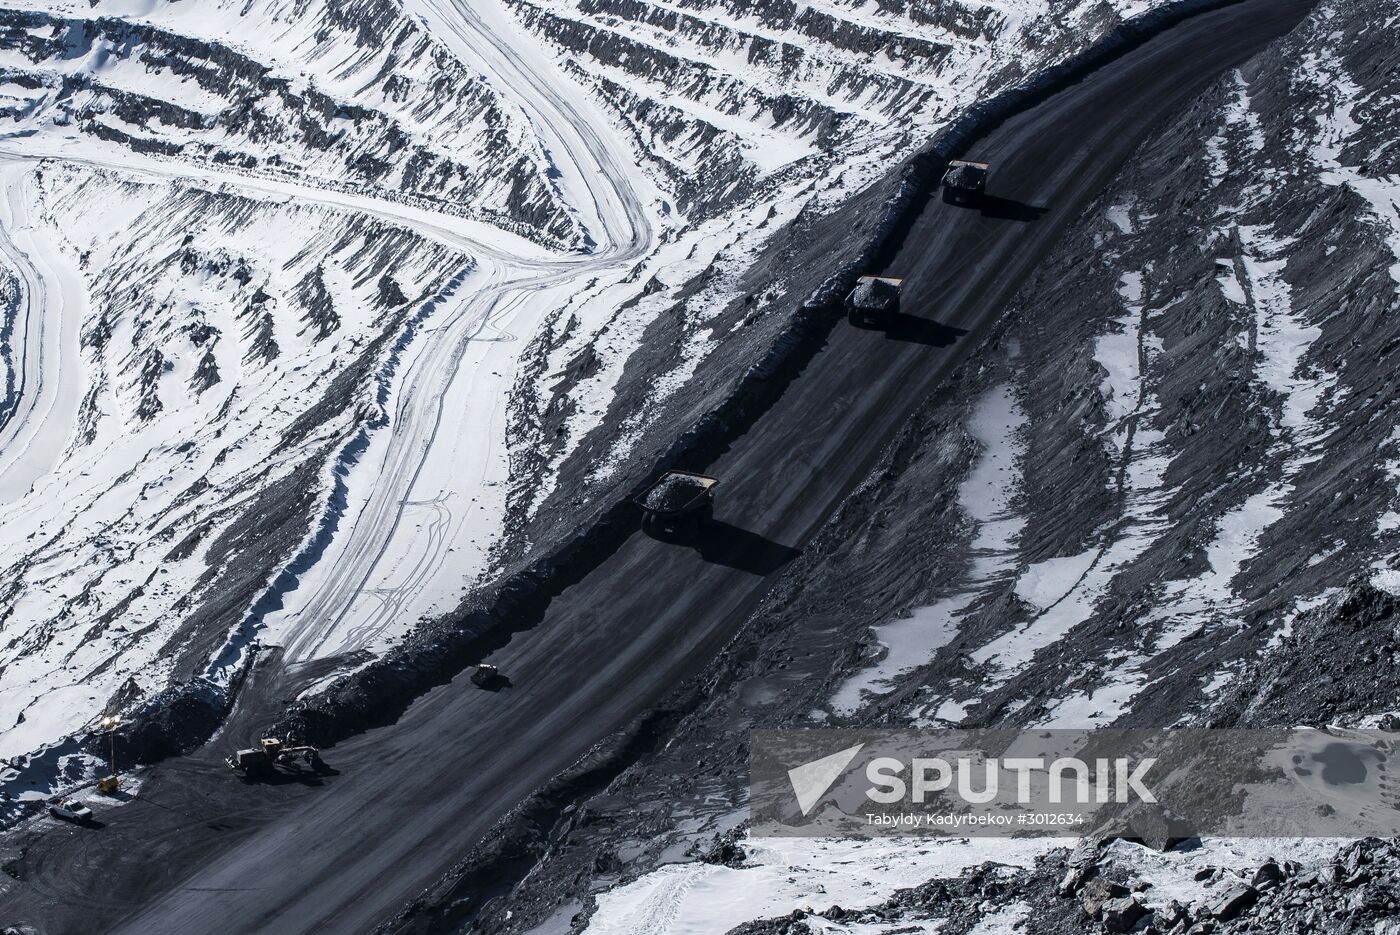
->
1209 884 1258 922
1098 894 1146 933
1081 877 1131 919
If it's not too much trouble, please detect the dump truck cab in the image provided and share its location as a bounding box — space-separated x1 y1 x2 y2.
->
636 470 718 539
846 275 903 328
942 159 989 206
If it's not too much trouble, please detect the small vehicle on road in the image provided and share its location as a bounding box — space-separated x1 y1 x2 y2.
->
48 798 93 823
471 664 507 689
942 159 989 207
846 275 903 328
636 470 718 538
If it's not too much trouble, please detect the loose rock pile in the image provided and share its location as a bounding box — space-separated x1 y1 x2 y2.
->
729 839 1400 935
1065 839 1400 935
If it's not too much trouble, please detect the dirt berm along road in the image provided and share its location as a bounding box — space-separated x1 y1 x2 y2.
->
1 1 1313 931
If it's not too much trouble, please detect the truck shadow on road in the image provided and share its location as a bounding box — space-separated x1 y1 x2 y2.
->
59 818 107 831
694 521 801 576
980 195 1048 222
883 313 969 347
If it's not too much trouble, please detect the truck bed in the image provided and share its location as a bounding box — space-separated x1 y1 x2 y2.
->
636 471 718 514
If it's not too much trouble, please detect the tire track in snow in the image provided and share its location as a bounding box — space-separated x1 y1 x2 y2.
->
243 0 660 664
0 164 85 505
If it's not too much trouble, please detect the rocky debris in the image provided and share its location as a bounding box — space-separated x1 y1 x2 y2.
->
726 910 816 935
1158 900 1191 931
1188 840 1400 934
1080 877 1132 919
90 679 228 765
1208 884 1258 923
1057 840 1400 935
725 862 1060 935
1099 894 1147 933
693 825 748 868
1061 841 1107 896
1212 579 1400 729
720 839 1400 935
1251 860 1284 890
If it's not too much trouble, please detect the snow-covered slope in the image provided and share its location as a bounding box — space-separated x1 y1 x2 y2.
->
0 160 468 760
500 0 1184 215
0 0 1179 805
0 0 580 244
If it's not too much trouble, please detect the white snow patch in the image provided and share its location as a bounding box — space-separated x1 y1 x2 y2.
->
586 835 1058 935
973 277 1176 724
1013 550 1099 611
1096 270 1148 436
830 384 1026 714
1106 202 1134 234
966 903 1031 935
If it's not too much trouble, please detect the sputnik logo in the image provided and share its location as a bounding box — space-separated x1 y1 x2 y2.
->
788 743 864 816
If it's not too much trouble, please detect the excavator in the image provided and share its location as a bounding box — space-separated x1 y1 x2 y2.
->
226 737 323 779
